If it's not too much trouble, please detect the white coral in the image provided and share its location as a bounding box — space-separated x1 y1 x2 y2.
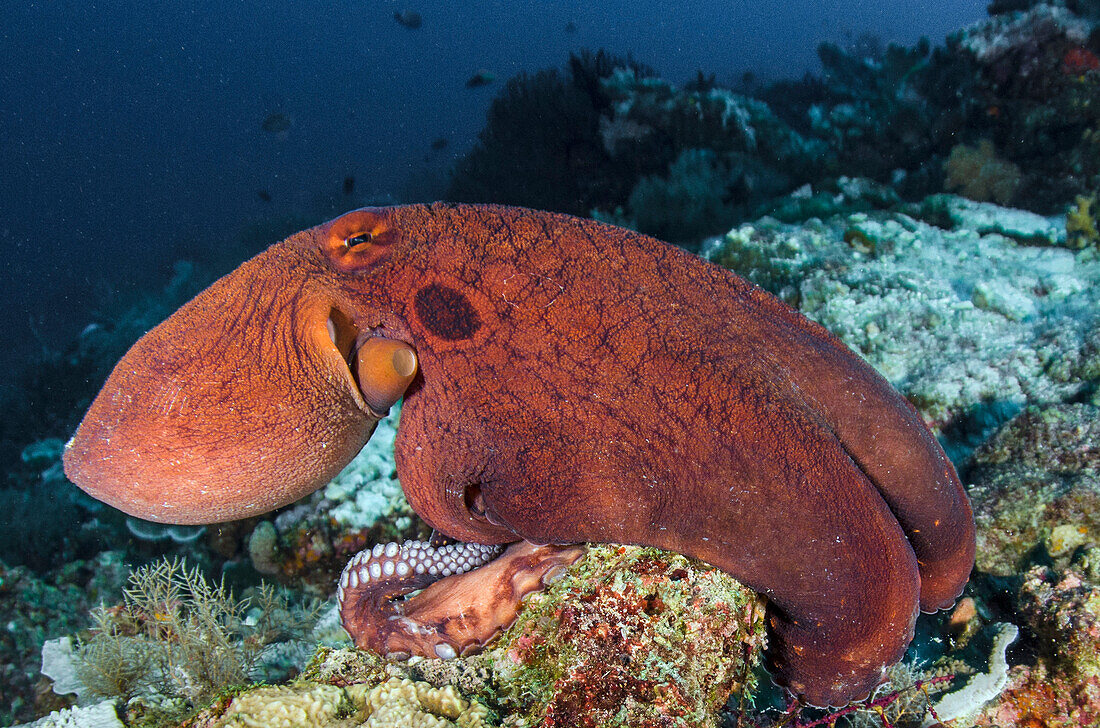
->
923 622 1018 726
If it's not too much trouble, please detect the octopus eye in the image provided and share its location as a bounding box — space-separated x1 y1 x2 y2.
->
345 231 374 248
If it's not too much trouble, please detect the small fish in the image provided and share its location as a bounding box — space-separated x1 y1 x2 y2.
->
261 112 292 134
394 10 422 30
429 137 448 152
465 70 495 89
257 190 273 202
565 21 577 33
343 176 355 195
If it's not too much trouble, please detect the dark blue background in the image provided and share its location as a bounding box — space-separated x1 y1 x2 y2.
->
0 1 985 394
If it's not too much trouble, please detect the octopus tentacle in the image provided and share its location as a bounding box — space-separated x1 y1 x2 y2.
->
338 540 585 659
337 539 502 599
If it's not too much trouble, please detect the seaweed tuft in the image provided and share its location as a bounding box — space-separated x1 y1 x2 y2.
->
73 557 318 713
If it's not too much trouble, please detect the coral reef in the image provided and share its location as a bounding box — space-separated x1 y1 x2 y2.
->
84 544 764 727
8 6 1100 726
409 544 766 728
449 4 1100 246
0 552 129 725
450 50 828 243
49 557 319 723
448 51 654 217
968 403 1100 575
591 66 827 244
943 3 1100 211
705 192 1100 451
798 36 942 185
973 562 1100 726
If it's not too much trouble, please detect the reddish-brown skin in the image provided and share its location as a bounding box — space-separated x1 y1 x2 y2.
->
340 541 586 659
63 203 975 707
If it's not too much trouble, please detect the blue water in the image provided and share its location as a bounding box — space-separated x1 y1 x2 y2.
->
1 0 985 395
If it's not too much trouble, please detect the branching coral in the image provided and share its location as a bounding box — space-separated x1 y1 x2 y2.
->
1067 193 1099 248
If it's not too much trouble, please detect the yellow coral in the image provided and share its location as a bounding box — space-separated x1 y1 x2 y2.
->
1066 194 1098 249
208 677 495 728
351 677 494 728
216 684 352 727
944 139 1021 205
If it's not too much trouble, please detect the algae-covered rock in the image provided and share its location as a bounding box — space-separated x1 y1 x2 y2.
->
301 646 389 688
968 403 1100 575
411 544 766 728
298 542 766 728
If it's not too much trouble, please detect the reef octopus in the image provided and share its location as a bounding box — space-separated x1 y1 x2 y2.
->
63 203 975 707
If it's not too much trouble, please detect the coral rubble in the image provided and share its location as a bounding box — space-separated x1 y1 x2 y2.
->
706 192 1100 451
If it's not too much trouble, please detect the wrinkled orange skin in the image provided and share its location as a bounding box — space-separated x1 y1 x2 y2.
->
64 203 975 706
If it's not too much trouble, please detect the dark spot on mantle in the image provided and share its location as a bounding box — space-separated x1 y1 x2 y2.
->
414 283 481 341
